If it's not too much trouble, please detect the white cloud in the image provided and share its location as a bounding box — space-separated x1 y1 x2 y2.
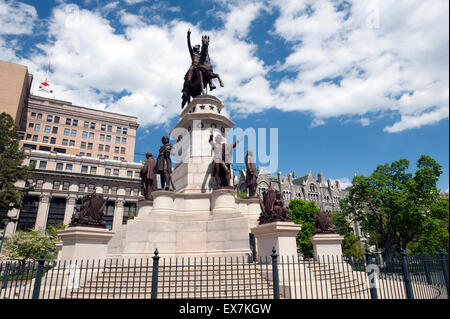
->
334 177 353 190
0 0 37 35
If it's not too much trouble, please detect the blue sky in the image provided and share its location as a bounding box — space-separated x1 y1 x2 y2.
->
1 0 448 192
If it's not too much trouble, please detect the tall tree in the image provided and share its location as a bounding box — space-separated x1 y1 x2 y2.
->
340 155 442 257
330 211 364 257
287 198 319 258
0 112 34 224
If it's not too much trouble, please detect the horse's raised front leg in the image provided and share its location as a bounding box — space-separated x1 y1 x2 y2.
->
214 73 224 87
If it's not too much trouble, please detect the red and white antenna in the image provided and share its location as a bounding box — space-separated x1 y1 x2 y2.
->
38 44 55 94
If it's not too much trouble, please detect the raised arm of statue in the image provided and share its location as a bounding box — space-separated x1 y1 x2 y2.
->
187 29 193 58
232 138 241 148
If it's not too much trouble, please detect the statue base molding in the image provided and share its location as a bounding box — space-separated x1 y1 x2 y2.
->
251 221 301 262
309 233 344 258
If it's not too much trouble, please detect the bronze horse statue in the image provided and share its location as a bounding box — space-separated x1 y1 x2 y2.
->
181 31 224 108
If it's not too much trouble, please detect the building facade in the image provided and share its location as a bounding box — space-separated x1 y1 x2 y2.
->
4 149 143 238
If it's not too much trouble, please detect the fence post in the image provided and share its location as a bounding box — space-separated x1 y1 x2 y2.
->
364 248 378 299
422 254 432 285
32 252 46 299
439 250 449 297
271 247 280 299
151 248 160 299
400 249 414 299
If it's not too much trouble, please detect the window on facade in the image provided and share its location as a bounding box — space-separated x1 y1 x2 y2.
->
17 196 39 231
28 123 34 128
120 147 125 154
125 187 131 196
88 184 95 192
46 198 66 228
62 181 70 191
98 144 104 151
116 127 121 134
89 132 94 139
65 164 72 172
90 122 96 129
79 152 85 156
100 134 105 141
80 141 86 149
29 160 37 168
56 162 63 171
122 138 126 144
69 140 75 147
66 118 71 125
86 153 92 157
82 131 88 138
26 134 31 140
81 165 88 174
79 183 86 192
38 145 51 151
84 121 89 128
54 116 60 123
47 115 53 122
52 126 58 134
103 185 109 194
39 161 47 169
90 167 97 174
50 137 56 144
101 124 106 131
34 124 40 131
105 168 111 176
87 143 93 150
127 170 132 177
31 112 36 117
104 155 109 159
113 156 119 160
123 128 127 135
44 125 51 133
64 128 70 136
106 135 111 142
54 148 66 153
32 135 38 141
115 137 120 143
71 129 77 137
113 169 119 176
107 125 112 132
114 146 119 153
37 113 42 120
120 157 124 161
72 119 78 126
53 181 60 190
111 186 118 195
36 179 44 189
105 145 110 152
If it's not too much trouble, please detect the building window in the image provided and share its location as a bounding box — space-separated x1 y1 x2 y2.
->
127 170 133 177
115 136 120 143
52 126 58 134
69 140 75 147
72 119 78 126
116 127 121 134
53 181 60 190
34 124 40 131
46 198 66 228
125 187 131 196
89 132 94 139
113 169 119 176
123 128 127 135
90 122 95 129
84 121 89 128
90 167 97 174
28 123 34 128
47 115 53 122
80 142 86 149
111 186 118 195
88 184 95 192
26 134 31 140
32 135 38 141
65 164 73 172
54 148 66 153
113 156 118 160
122 137 126 144
62 181 70 191
105 145 110 152
79 152 85 156
107 125 112 132
79 183 86 192
106 135 111 142
36 179 44 189
81 165 88 174
101 124 106 131
39 161 47 169
103 185 109 194
105 168 111 176
100 134 105 141
120 157 124 161
37 113 42 120
29 160 36 168
31 112 36 117
64 128 70 136
114 146 119 153
17 196 39 231
56 163 63 171
98 144 104 151
71 129 77 137
120 147 125 154
104 155 109 159
38 145 51 151
42 136 49 143
87 142 93 150
82 131 88 138
44 125 51 133
86 153 92 157
62 139 68 146
50 137 56 144
66 118 71 125
54 116 60 123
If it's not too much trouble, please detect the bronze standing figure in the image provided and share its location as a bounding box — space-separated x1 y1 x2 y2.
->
156 136 175 191
140 152 157 200
209 134 240 188
245 150 258 197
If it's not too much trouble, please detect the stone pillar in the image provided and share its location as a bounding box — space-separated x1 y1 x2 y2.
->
34 193 51 230
251 221 302 261
4 208 19 237
112 199 125 231
309 233 344 258
211 188 236 215
63 196 77 226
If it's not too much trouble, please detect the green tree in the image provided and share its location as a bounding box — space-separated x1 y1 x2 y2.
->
330 211 364 257
340 155 443 257
3 223 65 262
0 112 34 224
287 198 319 258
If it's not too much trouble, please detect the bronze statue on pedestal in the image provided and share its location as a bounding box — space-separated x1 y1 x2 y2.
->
258 184 291 225
140 152 157 200
156 136 175 191
313 210 337 234
69 190 107 228
245 150 258 197
209 134 240 188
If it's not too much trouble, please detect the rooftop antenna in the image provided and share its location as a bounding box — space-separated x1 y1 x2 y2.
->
38 44 55 95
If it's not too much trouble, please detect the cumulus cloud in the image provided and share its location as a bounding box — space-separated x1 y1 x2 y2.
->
334 177 353 190
0 0 37 35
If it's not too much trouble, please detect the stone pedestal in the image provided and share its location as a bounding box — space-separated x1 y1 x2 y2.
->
309 233 344 258
211 188 236 215
57 226 115 261
251 222 301 261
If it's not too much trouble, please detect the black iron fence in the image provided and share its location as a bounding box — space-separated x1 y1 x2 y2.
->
0 250 448 299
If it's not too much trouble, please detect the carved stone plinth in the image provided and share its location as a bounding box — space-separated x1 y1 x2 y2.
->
57 226 115 261
251 221 301 262
309 233 344 258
